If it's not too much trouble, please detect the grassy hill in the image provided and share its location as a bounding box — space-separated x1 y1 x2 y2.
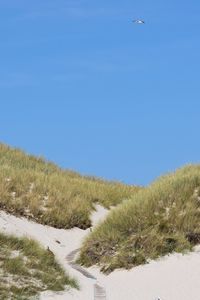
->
79 165 200 273
0 143 140 229
0 233 77 300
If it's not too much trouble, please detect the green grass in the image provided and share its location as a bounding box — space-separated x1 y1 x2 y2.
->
0 232 77 300
79 165 200 273
0 143 140 229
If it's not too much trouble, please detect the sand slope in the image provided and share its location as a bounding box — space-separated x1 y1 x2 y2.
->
0 205 108 300
1 206 200 300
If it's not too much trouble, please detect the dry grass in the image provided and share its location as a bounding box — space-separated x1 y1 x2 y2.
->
0 232 77 300
0 143 140 229
79 165 200 273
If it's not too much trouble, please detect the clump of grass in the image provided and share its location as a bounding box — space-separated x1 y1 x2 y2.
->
0 143 140 229
79 165 200 273
0 232 77 300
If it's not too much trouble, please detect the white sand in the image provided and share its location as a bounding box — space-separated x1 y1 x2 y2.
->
0 205 108 300
1 206 200 300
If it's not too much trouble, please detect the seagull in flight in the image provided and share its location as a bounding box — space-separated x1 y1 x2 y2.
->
133 19 145 24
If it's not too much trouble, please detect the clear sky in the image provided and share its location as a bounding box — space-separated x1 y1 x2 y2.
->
0 0 200 185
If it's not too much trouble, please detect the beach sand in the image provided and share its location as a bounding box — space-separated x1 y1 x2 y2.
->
0 206 200 300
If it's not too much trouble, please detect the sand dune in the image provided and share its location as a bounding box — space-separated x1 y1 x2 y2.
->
0 205 200 300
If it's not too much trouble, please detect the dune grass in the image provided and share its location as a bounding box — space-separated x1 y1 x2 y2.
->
0 143 140 229
0 232 77 300
79 165 200 273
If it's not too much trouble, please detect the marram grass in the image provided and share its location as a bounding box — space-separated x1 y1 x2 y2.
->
79 165 200 273
0 232 77 300
0 143 140 229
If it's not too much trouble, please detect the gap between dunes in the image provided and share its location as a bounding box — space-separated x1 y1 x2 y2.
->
0 205 200 300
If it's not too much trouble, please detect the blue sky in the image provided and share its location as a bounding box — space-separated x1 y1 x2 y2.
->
0 0 200 185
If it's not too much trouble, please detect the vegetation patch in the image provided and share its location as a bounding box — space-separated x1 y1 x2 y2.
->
79 165 200 273
0 143 140 229
0 232 77 300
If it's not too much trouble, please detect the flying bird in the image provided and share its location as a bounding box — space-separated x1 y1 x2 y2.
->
133 19 145 24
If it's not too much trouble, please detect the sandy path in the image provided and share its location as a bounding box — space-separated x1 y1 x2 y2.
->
66 248 107 299
1 206 200 300
66 248 97 280
0 205 109 300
